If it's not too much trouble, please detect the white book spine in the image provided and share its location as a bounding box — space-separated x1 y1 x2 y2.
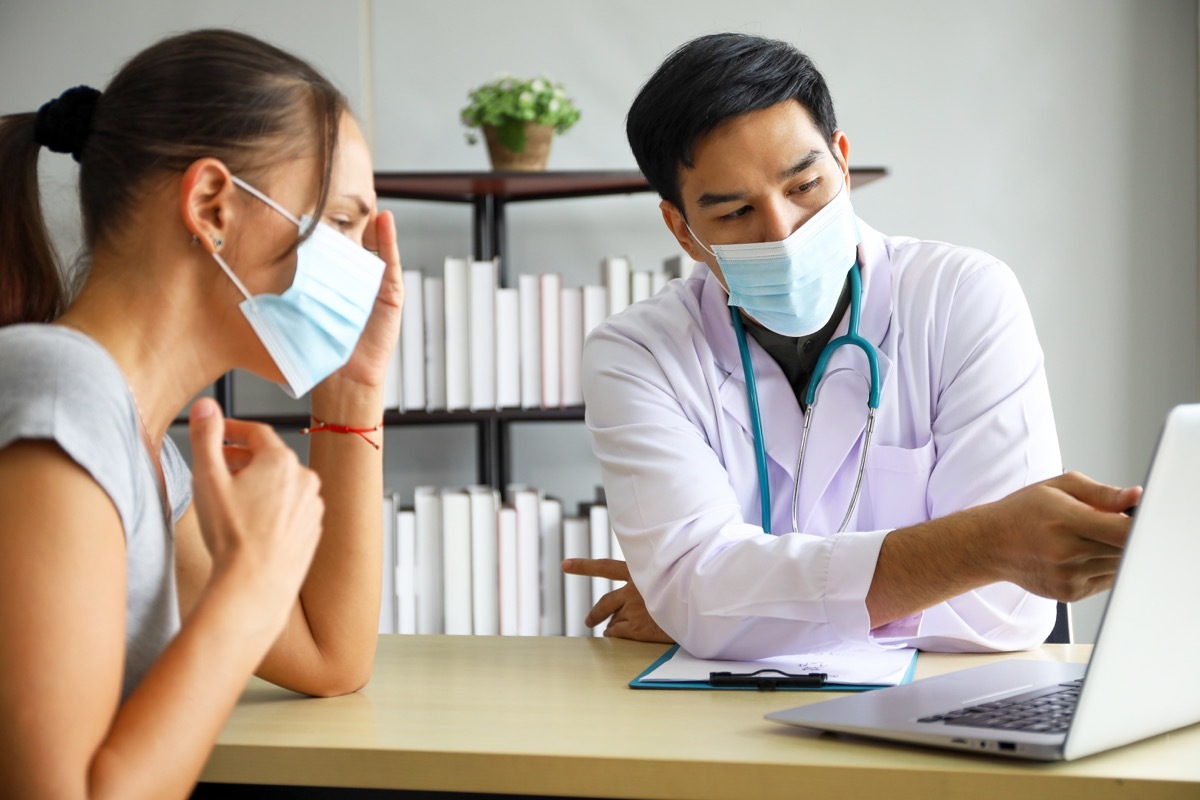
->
401 269 426 410
539 273 562 409
495 287 520 409
603 255 631 317
423 276 446 411
559 287 583 407
440 490 473 635
468 487 500 636
539 497 565 636
518 273 542 409
562 516 592 637
582 284 608 340
379 494 397 634
443 257 470 411
630 270 652 304
511 487 542 636
414 486 444 634
469 259 498 410
588 504 613 637
396 508 417 634
383 328 402 412
497 506 519 636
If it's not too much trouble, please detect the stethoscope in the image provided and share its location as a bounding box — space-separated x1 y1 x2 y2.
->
730 262 881 535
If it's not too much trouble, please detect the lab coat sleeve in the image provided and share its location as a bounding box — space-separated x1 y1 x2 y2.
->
871 255 1060 652
582 306 889 660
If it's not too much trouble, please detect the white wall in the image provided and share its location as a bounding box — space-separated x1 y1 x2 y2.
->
2 0 1196 641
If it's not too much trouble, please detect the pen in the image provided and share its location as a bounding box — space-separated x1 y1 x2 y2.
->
708 669 828 690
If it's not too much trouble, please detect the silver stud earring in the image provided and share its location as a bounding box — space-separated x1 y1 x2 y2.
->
211 235 224 251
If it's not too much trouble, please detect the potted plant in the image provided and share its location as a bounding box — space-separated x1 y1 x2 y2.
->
461 75 581 171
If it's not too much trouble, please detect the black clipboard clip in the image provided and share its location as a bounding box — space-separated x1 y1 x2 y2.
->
708 668 828 690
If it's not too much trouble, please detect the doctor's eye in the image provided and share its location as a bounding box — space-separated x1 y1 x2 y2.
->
721 205 752 221
790 177 821 195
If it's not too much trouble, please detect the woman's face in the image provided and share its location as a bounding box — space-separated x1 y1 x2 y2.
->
321 114 377 248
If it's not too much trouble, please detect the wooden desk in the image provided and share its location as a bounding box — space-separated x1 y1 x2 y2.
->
199 635 1200 799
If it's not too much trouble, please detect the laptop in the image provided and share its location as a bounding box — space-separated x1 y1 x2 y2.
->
765 403 1200 761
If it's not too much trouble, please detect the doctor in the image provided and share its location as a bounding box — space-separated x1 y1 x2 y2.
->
564 33 1139 659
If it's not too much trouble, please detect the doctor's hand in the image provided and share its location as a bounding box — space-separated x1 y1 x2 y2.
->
560 558 675 644
984 471 1141 603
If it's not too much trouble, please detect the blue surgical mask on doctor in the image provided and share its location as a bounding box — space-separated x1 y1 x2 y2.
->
210 175 385 398
687 184 861 337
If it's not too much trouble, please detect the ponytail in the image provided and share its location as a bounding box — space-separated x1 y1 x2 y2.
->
0 113 65 326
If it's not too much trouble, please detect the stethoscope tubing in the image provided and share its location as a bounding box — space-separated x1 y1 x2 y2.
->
732 262 879 535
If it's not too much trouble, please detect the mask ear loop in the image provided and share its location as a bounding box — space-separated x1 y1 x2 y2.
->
683 218 717 258
230 175 303 228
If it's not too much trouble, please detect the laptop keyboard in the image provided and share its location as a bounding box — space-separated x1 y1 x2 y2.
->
917 679 1082 734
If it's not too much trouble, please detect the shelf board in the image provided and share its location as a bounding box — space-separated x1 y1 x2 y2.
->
373 167 888 204
229 407 587 429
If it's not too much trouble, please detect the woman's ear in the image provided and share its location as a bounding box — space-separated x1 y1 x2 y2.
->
180 158 236 253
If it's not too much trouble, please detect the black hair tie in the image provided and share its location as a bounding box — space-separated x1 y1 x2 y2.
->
34 85 101 162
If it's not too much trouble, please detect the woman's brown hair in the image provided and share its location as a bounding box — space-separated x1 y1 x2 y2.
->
0 28 346 326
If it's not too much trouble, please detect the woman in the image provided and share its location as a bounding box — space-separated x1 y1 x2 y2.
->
0 29 402 798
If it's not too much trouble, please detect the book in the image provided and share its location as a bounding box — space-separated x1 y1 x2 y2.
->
469 259 498 410
396 507 417 634
539 273 562 409
497 505 519 636
587 503 612 637
379 493 397 634
509 486 542 636
539 496 565 636
383 329 402 412
413 486 443 634
401 269 426 411
562 515 592 637
423 276 446 411
495 287 520 409
469 486 500 636
559 287 583 407
582 284 608 340
630 270 652 304
603 255 631 317
518 273 542 409
441 489 473 635
443 257 470 411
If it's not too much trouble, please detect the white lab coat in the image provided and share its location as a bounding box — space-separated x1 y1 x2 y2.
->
582 220 1060 660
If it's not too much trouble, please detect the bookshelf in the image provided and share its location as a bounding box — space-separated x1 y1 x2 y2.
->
216 168 889 491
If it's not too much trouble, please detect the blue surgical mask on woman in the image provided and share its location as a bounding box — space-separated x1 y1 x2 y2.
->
210 175 385 398
687 184 861 337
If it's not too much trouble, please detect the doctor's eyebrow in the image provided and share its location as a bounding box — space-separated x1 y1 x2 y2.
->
695 150 826 208
778 150 825 181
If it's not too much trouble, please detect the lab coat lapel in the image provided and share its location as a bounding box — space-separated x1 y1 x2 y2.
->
794 221 895 531
703 268 805 485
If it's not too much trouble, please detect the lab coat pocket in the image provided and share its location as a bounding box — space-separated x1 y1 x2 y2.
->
863 438 936 530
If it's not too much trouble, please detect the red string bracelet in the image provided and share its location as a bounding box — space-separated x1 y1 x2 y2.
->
300 418 383 450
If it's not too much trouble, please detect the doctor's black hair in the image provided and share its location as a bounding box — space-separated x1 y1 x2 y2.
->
626 33 838 216
0 28 345 326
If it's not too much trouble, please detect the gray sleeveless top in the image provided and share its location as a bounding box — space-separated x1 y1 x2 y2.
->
0 324 191 700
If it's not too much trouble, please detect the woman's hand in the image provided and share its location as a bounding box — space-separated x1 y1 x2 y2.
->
325 210 404 393
188 398 324 636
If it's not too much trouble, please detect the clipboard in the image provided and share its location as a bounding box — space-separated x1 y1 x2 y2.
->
629 644 919 692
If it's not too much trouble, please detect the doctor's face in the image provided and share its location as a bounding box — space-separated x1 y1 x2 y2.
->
661 100 851 291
